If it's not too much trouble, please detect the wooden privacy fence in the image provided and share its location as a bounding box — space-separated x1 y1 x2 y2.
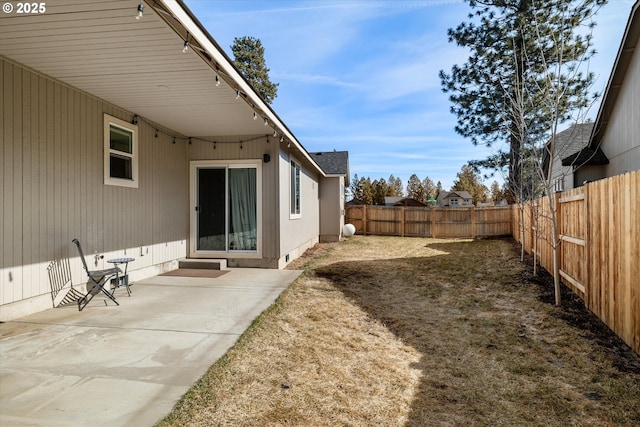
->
512 170 639 354
345 205 512 238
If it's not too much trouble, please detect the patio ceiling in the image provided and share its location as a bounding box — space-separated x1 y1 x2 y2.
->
0 0 284 139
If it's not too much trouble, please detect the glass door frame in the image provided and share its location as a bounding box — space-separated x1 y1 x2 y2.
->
189 160 262 259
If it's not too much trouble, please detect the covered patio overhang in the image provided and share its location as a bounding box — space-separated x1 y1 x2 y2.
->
0 0 323 173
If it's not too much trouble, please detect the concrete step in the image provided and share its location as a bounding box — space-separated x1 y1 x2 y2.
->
178 258 227 270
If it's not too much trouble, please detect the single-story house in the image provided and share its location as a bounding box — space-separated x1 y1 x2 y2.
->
0 0 347 320
437 191 474 207
309 151 349 242
553 0 639 187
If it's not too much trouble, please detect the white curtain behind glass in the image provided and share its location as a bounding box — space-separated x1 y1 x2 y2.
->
228 168 257 250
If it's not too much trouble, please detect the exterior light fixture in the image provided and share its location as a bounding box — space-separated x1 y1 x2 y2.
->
182 33 189 53
135 1 144 20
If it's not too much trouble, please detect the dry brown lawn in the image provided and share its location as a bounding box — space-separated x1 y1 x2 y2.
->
157 236 640 426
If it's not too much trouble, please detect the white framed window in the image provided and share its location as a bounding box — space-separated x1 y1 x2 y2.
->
104 114 138 188
290 158 301 218
450 198 459 206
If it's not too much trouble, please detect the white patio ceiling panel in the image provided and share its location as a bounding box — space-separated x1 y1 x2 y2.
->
0 0 269 137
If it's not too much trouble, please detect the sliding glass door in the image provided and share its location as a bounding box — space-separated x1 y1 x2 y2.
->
192 162 260 255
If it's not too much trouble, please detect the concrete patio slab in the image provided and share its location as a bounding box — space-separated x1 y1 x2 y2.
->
0 268 301 426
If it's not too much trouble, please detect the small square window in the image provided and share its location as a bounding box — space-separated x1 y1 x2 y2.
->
104 114 138 188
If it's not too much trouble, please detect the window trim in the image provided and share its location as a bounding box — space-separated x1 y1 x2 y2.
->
104 114 138 188
290 157 302 219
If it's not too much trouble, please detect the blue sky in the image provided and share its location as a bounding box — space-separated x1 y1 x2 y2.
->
185 0 634 191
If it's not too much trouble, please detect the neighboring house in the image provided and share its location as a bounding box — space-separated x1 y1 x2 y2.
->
309 151 349 242
546 123 607 192
557 0 639 187
437 191 474 207
0 1 345 320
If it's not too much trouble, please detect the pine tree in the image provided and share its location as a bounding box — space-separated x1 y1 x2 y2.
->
436 181 444 198
490 181 504 203
422 177 437 201
388 175 403 197
440 0 605 197
406 174 424 201
361 178 374 205
231 36 279 104
451 164 488 205
350 174 361 200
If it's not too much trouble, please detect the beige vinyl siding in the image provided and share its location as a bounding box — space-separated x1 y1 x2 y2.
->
319 176 344 242
278 149 320 266
601 42 640 177
1 58 189 314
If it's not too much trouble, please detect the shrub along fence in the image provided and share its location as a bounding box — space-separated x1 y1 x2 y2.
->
345 170 639 354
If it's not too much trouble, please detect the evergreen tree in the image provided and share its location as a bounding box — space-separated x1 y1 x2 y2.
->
436 181 444 198
361 178 374 205
350 174 362 200
231 36 279 104
422 177 437 201
490 181 504 202
388 175 403 197
406 174 424 201
451 164 488 205
371 178 389 205
440 0 605 197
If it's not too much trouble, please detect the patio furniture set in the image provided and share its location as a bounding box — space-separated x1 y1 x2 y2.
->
47 239 134 311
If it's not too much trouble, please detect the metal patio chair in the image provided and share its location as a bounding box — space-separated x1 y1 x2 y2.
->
47 257 85 308
72 238 120 311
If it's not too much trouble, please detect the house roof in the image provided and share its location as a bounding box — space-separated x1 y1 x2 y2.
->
555 123 594 158
589 0 639 150
443 191 472 200
309 151 350 186
562 147 610 166
553 122 610 168
309 151 349 176
391 198 426 207
0 0 325 176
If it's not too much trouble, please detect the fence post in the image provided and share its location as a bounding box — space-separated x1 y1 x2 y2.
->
584 184 590 308
400 206 405 237
362 205 367 236
471 207 476 239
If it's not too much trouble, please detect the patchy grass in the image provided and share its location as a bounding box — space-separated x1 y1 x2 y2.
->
157 236 640 427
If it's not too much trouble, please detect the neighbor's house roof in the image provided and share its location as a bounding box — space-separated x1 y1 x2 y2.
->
552 123 609 167
585 0 639 155
443 191 472 200
0 0 324 175
391 198 426 207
